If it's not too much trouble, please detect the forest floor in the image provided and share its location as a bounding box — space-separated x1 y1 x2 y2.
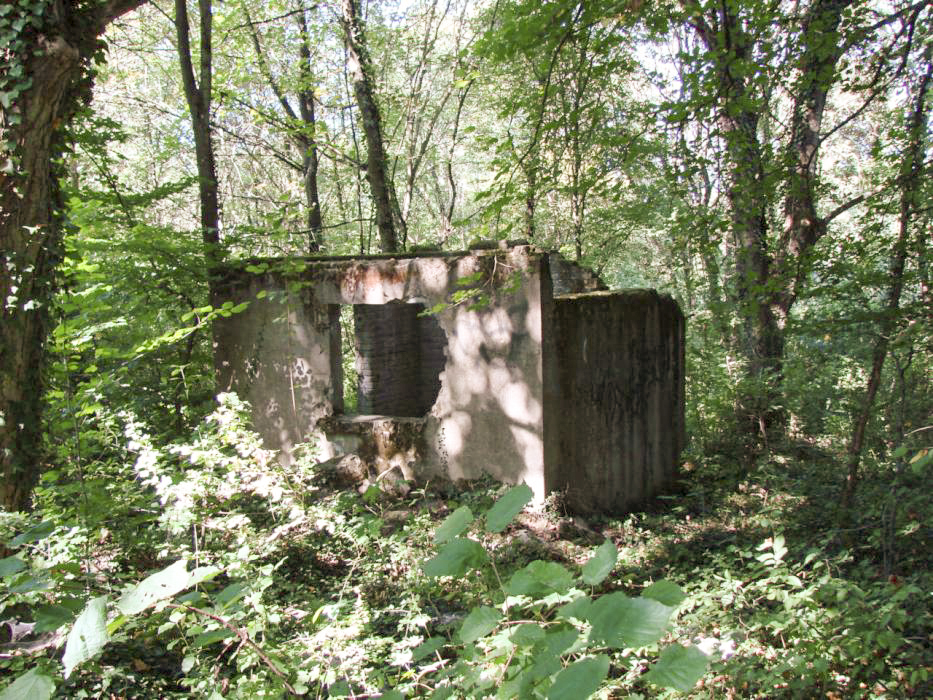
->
4 430 931 699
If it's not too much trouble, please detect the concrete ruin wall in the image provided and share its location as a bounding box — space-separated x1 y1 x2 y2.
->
548 290 685 513
213 245 685 514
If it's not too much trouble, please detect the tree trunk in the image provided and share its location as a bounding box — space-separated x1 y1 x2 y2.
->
684 0 854 442
340 0 397 253
297 6 324 252
175 0 222 307
245 3 324 252
842 47 933 508
688 5 783 438
774 0 851 320
0 0 145 512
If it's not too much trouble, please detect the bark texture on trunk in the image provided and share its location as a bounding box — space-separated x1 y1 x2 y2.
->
340 0 397 253
0 0 146 512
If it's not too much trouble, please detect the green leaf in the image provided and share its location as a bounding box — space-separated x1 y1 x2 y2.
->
187 566 221 587
117 559 191 615
582 540 617 586
9 521 56 547
556 595 591 622
412 636 445 661
505 560 574 597
909 449 931 474
642 580 687 607
537 624 580 657
63 595 109 678
34 604 77 633
214 582 248 609
0 556 26 578
423 538 488 578
0 668 55 700
459 606 502 643
434 506 474 544
510 623 546 646
547 655 609 700
485 483 533 533
192 628 235 647
587 592 673 648
643 644 710 692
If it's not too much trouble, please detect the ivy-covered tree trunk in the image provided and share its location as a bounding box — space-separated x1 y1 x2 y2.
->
0 0 145 512
688 3 783 438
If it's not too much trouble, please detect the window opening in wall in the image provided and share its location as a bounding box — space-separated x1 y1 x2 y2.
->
337 301 446 418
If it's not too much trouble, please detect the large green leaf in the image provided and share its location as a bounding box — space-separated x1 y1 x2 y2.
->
510 622 546 646
643 643 710 692
546 655 609 700
0 669 55 700
556 595 591 622
505 560 574 597
423 538 488 578
0 556 26 578
587 592 673 648
485 483 533 533
537 624 580 657
34 604 78 634
641 580 687 607
434 506 474 544
581 540 617 586
63 595 109 678
117 560 216 615
9 521 56 547
459 606 502 643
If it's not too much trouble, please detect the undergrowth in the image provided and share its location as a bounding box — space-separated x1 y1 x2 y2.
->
1 394 930 698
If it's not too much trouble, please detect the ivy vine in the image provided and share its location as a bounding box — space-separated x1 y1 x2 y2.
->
0 0 52 175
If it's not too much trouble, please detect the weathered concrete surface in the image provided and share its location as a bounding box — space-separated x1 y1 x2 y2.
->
549 290 685 513
215 246 552 499
213 245 685 515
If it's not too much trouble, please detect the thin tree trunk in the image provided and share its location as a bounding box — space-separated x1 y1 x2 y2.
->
0 0 145 512
297 5 324 251
175 0 223 310
842 48 933 509
340 0 397 253
244 3 324 252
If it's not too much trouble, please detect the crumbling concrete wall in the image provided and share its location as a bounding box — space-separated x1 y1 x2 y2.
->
213 246 685 515
214 246 552 498
213 275 341 461
549 290 685 513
